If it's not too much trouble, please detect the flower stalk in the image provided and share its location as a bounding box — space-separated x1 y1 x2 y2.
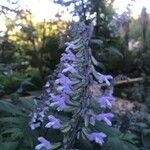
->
30 21 115 150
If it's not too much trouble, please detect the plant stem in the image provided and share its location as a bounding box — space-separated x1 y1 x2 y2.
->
64 38 92 149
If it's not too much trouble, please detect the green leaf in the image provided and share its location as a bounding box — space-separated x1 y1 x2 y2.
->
123 141 139 150
91 56 105 70
142 134 150 148
84 116 89 127
105 47 123 58
21 78 36 87
0 117 24 124
107 137 127 150
20 99 34 111
1 128 23 140
70 79 81 85
66 100 79 107
1 128 22 135
143 129 150 135
91 39 103 45
95 122 120 137
0 141 5 150
76 49 84 58
78 136 93 150
0 101 24 116
74 43 84 50
65 106 78 112
107 134 139 150
52 142 61 149
136 122 148 128
61 123 71 133
91 56 99 66
72 37 81 44
2 141 18 150
107 137 134 150
121 133 138 144
28 90 42 97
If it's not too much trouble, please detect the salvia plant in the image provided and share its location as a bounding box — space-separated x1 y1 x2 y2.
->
30 21 115 150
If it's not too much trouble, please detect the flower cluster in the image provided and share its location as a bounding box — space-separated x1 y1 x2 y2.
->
30 22 115 149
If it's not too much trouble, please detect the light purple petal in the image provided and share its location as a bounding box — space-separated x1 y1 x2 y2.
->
87 132 107 145
90 116 96 126
39 111 45 118
65 42 75 50
50 100 66 111
36 137 52 150
97 96 115 108
97 73 113 86
44 82 50 88
45 122 54 128
45 115 61 129
62 63 77 73
30 122 41 130
56 73 72 85
51 95 62 101
35 143 44 150
103 117 112 126
61 50 76 62
95 113 114 126
57 85 72 94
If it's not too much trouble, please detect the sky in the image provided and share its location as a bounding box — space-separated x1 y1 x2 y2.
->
113 0 150 17
0 0 150 31
0 0 71 32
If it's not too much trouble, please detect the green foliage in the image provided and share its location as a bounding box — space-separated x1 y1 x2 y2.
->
129 18 142 40
0 5 68 97
72 121 139 150
0 98 36 149
0 65 38 95
0 97 140 150
133 115 150 149
3 9 67 78
96 123 139 150
121 79 150 107
105 47 123 58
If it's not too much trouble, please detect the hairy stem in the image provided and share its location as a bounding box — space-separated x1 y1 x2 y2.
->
64 39 92 149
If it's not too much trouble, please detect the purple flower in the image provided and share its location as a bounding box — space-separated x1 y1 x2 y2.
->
89 115 96 126
45 115 61 129
65 42 75 51
31 112 38 123
61 50 76 62
55 73 72 94
44 82 50 88
30 112 41 130
39 111 45 118
44 82 51 94
50 94 61 101
35 137 52 150
30 110 47 130
87 132 107 145
62 63 77 73
97 96 115 108
30 122 41 130
97 73 113 86
57 85 72 94
50 94 67 111
46 88 51 94
38 111 45 122
55 73 72 85
90 113 114 126
50 100 66 111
